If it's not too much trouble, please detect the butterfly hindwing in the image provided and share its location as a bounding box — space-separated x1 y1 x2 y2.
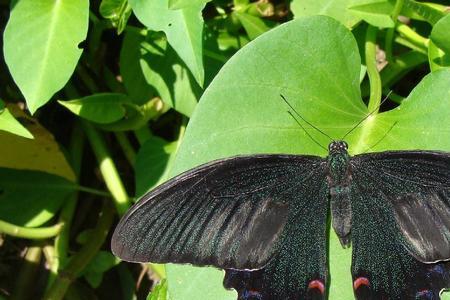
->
111 154 325 272
350 151 450 298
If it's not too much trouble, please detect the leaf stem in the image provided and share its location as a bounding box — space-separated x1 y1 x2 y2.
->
114 132 136 166
365 25 382 112
75 185 111 197
0 220 63 239
81 120 131 215
43 200 115 300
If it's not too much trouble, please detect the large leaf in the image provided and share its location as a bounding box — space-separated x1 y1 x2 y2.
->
291 0 361 28
0 168 76 227
3 0 89 114
120 29 156 105
0 105 75 181
347 0 394 28
139 36 200 117
160 16 450 299
129 0 205 87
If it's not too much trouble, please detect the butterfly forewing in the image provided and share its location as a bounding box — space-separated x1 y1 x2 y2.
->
111 154 326 271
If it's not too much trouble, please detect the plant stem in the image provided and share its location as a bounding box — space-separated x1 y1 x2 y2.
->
396 23 429 52
385 0 404 61
0 220 63 239
114 132 136 166
47 123 85 288
43 200 115 300
365 25 382 112
11 244 42 300
81 120 131 215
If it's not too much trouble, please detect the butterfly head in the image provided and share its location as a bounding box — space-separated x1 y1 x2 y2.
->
328 140 349 155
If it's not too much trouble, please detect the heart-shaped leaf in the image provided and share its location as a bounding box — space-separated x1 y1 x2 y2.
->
159 16 450 299
3 0 89 113
0 168 76 227
129 0 205 87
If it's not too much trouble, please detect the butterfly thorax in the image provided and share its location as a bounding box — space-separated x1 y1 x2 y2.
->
326 140 353 247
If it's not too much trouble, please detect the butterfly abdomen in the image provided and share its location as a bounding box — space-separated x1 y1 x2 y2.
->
327 147 353 247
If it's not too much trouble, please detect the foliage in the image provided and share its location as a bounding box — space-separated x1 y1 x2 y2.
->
0 0 449 299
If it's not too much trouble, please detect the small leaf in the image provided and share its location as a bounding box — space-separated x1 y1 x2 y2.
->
428 40 450 72
120 29 157 104
233 12 274 40
0 168 76 227
139 37 200 117
135 135 177 197
0 103 33 139
291 0 361 28
129 0 205 86
168 0 211 10
99 0 132 34
82 251 120 288
348 0 395 28
58 93 131 124
430 14 450 54
401 0 445 25
0 105 75 181
147 279 168 300
3 0 89 113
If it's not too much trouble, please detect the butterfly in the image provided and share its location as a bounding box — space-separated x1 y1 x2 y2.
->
111 111 450 299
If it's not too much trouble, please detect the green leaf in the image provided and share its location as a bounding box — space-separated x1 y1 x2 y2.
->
58 93 131 124
168 0 211 10
0 103 33 139
3 0 89 114
135 135 177 198
162 16 450 299
233 12 274 40
139 36 200 117
290 0 361 28
147 279 168 300
99 0 132 34
0 168 76 227
430 14 450 54
402 0 445 25
120 29 157 105
348 0 394 28
82 251 120 288
129 0 205 87
428 40 450 72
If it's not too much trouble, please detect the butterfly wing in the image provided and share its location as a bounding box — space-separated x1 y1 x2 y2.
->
111 154 325 272
350 150 450 298
224 165 330 299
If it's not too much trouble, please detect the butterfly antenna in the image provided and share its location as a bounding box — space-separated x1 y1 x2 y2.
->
362 121 398 153
287 111 328 151
341 91 393 140
280 94 333 141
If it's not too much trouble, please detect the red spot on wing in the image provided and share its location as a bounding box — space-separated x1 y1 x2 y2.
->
307 279 325 294
353 277 370 290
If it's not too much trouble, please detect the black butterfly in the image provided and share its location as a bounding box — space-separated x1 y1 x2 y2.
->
112 138 450 299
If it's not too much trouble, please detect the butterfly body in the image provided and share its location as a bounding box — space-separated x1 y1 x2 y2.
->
112 141 450 299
